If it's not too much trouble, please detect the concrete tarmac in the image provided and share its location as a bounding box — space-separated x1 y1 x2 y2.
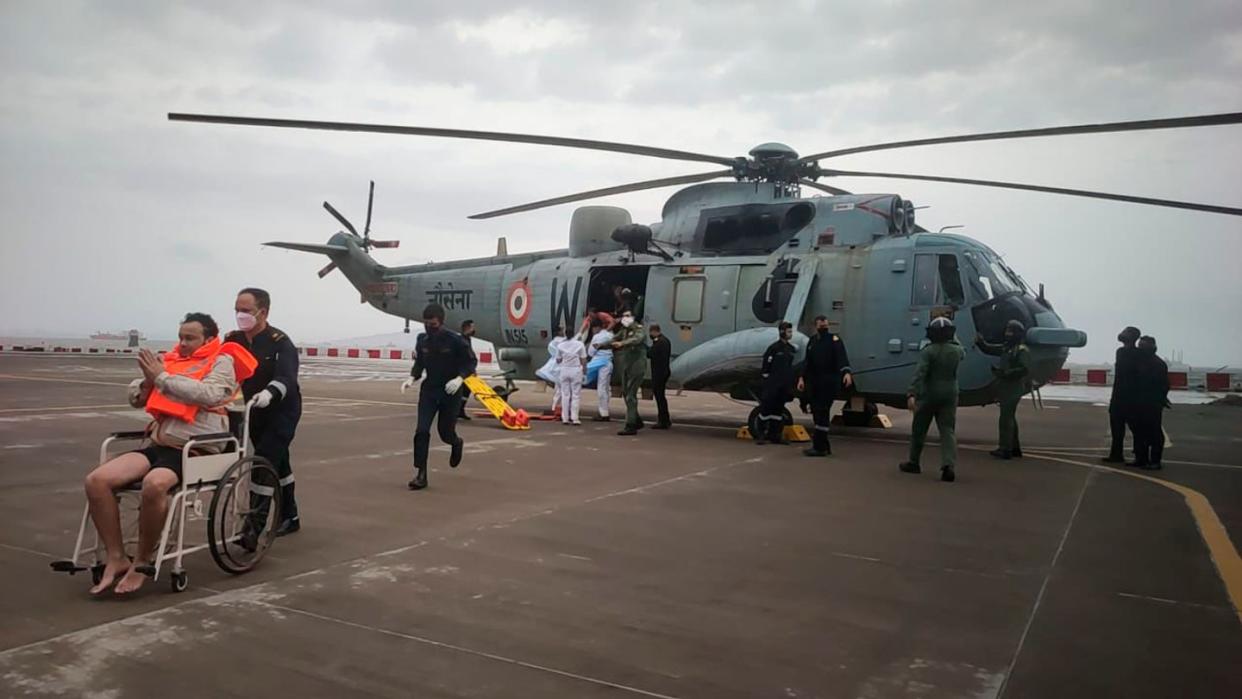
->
1 354 1240 698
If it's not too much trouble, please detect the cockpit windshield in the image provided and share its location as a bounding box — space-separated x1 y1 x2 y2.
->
963 249 1024 300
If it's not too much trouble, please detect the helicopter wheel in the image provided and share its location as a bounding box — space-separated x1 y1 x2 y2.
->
747 406 793 438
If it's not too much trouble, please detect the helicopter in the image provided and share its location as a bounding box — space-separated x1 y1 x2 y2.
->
169 111 1241 430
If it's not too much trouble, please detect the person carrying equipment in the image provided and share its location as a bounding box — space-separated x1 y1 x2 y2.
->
900 317 965 482
587 316 615 421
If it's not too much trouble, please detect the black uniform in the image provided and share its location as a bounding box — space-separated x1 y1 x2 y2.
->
801 330 851 454
225 325 302 527
757 339 797 443
1133 349 1169 469
410 329 476 483
457 337 477 419
648 335 672 428
1107 344 1142 461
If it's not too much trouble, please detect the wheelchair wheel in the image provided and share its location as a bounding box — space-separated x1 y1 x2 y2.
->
207 456 281 575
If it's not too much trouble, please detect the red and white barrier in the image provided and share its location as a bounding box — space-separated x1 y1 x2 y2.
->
295 347 493 364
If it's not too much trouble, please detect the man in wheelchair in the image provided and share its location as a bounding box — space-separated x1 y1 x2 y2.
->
82 313 255 595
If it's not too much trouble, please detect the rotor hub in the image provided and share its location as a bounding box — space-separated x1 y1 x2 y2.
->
731 143 822 184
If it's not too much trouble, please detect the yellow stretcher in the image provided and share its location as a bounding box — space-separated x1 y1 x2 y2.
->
463 375 531 430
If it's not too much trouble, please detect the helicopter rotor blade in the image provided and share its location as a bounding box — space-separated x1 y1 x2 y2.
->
799 112 1242 162
317 261 338 278
169 113 738 167
798 180 852 196
364 180 375 240
819 168 1242 217
323 201 358 237
368 239 400 248
468 169 734 220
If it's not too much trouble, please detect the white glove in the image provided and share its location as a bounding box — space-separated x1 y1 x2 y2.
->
401 378 416 394
444 376 465 395
252 389 273 409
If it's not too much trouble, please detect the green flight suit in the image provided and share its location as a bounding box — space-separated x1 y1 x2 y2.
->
613 321 647 430
908 339 965 467
978 339 1032 452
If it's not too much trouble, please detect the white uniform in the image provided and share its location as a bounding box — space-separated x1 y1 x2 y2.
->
540 337 564 412
589 329 614 418
556 338 587 424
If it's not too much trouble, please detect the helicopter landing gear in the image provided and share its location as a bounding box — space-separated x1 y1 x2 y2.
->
834 397 892 429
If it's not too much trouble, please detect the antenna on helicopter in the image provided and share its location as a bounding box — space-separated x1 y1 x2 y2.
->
316 181 400 278
938 225 965 233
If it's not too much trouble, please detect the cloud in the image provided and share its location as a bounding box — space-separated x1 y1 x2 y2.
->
1 0 1240 362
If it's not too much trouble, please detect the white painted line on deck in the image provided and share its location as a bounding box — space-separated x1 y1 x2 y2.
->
0 404 130 414
0 373 129 387
1115 591 1231 613
263 602 686 699
996 469 1094 699
0 542 58 559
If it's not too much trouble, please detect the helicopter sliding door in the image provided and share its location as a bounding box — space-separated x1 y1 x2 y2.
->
645 262 739 356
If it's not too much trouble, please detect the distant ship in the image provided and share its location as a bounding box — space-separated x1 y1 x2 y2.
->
90 329 146 341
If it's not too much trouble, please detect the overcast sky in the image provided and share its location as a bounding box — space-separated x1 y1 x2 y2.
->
2 1 1239 364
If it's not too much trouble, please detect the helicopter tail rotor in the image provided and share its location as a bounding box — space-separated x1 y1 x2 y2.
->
320 182 400 259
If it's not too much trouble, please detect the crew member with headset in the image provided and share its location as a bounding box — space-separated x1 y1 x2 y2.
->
401 303 476 490
755 321 798 445
900 316 965 482
976 320 1031 459
797 315 852 457
227 288 302 538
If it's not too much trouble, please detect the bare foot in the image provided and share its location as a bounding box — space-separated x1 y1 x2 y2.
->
113 566 149 595
89 559 130 596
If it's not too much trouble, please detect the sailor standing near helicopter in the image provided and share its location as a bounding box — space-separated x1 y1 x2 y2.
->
797 316 852 456
976 321 1031 459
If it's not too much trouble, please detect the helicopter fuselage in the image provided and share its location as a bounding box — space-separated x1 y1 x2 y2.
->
296 182 1086 409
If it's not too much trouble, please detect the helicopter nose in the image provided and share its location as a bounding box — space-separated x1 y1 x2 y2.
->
1025 327 1088 348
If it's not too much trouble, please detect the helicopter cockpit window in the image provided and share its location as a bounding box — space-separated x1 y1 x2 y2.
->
938 254 965 306
912 254 966 307
911 255 939 306
987 259 1020 295
963 250 1014 301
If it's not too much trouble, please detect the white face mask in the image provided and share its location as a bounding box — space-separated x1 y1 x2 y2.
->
620 316 635 328
236 312 258 332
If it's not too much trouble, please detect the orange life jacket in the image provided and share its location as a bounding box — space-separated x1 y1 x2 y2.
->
145 337 257 423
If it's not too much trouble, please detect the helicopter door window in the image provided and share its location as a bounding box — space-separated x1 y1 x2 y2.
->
938 254 965 306
673 277 706 323
911 254 939 306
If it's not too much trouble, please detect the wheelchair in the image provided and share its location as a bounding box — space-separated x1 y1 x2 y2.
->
51 399 280 593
